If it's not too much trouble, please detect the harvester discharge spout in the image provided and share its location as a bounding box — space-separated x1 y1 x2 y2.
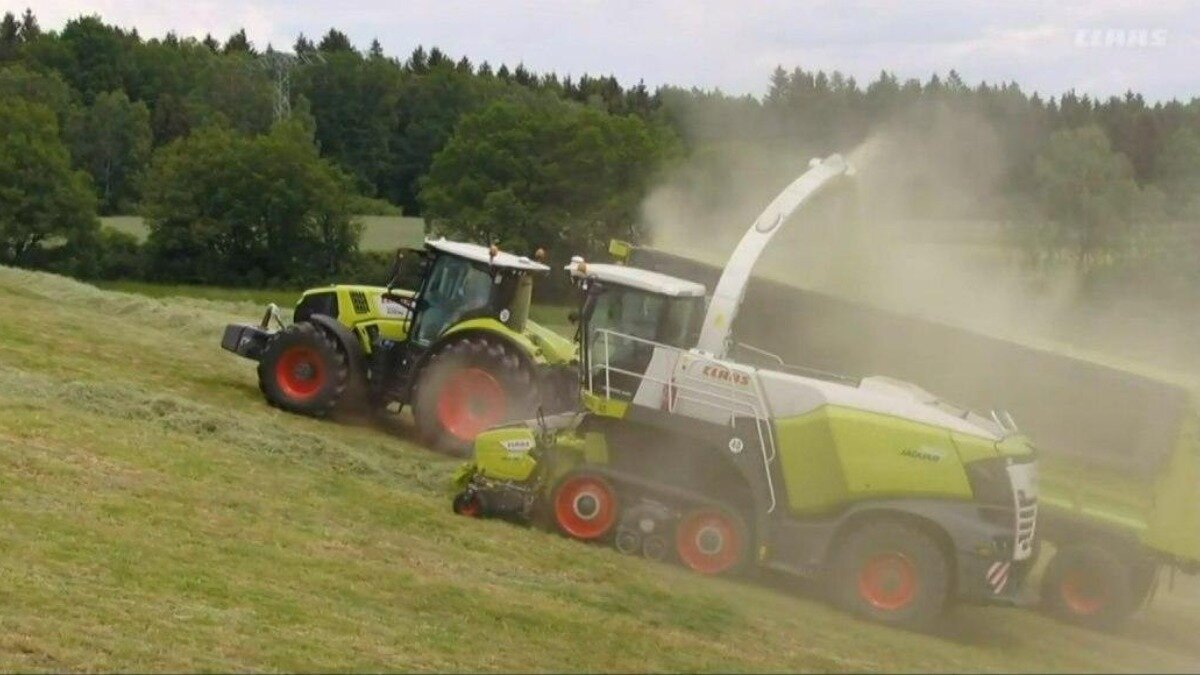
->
695 153 854 358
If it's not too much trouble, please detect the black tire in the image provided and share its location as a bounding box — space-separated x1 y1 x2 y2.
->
257 322 349 417
1040 543 1138 630
411 336 536 456
1129 560 1160 608
830 519 951 629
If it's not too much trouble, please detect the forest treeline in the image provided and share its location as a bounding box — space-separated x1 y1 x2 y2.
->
2 10 1199 295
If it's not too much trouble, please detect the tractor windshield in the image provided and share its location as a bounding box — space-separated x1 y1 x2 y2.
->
413 254 495 344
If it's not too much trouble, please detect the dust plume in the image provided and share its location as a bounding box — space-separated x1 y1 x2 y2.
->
639 101 1200 379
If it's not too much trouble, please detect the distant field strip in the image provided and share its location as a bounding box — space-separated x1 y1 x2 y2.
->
101 215 427 251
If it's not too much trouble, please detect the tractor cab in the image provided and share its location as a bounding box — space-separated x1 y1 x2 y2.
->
396 238 550 347
565 258 706 406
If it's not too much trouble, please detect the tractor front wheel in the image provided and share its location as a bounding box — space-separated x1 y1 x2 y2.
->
412 337 536 456
257 322 349 417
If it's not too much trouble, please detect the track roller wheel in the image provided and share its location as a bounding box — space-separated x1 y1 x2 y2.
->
675 507 747 576
552 474 618 540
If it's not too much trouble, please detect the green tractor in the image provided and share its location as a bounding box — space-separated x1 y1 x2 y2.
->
221 238 578 454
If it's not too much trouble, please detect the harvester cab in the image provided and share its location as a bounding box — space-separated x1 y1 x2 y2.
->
458 155 1041 630
221 237 578 455
569 259 707 402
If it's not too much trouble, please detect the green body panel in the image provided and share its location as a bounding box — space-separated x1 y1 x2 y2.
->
582 391 630 418
1038 408 1200 562
608 239 634 262
775 406 976 515
1144 413 1200 560
473 427 539 482
1036 402 1200 564
772 410 848 514
953 432 1001 464
442 317 575 366
1039 457 1154 533
298 285 413 353
993 434 1036 461
520 319 577 364
581 431 609 464
471 425 608 491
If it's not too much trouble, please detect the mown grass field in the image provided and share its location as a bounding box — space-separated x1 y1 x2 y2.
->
1 266 1199 672
101 215 427 252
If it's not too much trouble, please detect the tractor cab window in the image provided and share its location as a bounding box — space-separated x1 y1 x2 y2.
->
414 254 495 345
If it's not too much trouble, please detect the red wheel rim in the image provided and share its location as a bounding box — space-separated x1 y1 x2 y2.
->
676 510 743 575
458 497 481 518
436 367 508 441
858 552 918 611
275 346 327 400
1061 568 1107 616
553 476 617 540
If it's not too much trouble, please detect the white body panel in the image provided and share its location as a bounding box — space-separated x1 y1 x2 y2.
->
757 369 1001 439
565 261 706 297
622 343 1000 441
426 238 549 272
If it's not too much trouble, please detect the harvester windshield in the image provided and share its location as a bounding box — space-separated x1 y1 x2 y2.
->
568 261 707 399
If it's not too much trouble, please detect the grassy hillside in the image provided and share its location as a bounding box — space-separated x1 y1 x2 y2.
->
101 215 427 252
1 266 1198 672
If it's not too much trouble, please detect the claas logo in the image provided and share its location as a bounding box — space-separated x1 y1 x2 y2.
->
701 364 751 386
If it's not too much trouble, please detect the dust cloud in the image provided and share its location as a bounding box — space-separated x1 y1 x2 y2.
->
639 101 1200 381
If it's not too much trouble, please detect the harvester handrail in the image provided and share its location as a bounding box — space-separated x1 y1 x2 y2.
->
590 328 779 513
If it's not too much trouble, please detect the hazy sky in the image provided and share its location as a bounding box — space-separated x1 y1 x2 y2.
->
27 0 1200 101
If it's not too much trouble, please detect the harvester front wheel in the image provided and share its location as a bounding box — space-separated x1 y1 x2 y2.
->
830 520 950 629
1040 543 1137 630
412 337 536 456
257 322 349 417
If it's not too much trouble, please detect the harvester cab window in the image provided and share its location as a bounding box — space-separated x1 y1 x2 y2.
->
660 296 704 349
413 254 494 345
585 286 668 398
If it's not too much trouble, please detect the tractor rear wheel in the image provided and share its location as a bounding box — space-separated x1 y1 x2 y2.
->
830 520 951 629
1040 543 1139 630
412 336 536 456
257 322 349 417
